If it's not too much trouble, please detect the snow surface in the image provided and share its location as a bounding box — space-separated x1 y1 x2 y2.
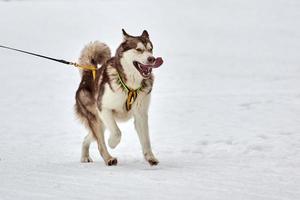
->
0 0 300 199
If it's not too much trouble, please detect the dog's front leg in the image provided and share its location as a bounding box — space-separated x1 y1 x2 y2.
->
99 108 122 149
134 110 159 166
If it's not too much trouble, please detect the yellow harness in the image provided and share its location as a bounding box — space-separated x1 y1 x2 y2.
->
117 73 142 111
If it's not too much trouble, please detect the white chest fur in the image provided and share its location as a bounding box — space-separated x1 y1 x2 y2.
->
101 84 127 111
101 83 150 121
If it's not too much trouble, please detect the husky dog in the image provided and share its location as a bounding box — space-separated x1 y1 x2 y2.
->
75 29 163 166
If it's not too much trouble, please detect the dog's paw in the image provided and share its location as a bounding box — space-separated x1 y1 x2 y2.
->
81 156 93 163
105 157 118 166
147 157 159 166
108 133 121 149
144 152 159 166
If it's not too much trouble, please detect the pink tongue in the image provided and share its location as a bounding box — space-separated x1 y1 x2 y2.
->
152 57 163 68
141 57 164 69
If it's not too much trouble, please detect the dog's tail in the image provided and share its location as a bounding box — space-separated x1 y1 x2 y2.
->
78 41 111 75
75 41 111 130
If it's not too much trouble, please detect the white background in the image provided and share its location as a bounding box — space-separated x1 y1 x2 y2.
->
0 0 299 199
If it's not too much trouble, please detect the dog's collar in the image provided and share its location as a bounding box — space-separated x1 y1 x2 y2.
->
117 72 142 111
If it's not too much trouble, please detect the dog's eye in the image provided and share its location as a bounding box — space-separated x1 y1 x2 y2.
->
136 48 143 52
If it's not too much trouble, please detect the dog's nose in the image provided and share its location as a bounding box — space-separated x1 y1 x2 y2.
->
147 56 155 63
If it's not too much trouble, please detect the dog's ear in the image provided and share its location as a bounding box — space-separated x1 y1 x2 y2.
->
141 30 149 38
122 29 130 40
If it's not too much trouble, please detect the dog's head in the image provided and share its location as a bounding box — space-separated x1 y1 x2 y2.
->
116 29 163 79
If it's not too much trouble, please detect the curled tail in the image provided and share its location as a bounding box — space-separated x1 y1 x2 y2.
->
75 41 111 128
78 41 111 74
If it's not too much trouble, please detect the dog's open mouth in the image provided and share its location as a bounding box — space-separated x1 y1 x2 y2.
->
133 57 163 78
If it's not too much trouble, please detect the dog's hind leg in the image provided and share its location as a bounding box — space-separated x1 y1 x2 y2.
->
90 116 118 166
81 133 94 163
76 90 117 166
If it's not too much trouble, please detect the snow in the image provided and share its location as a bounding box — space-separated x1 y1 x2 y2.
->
0 0 300 199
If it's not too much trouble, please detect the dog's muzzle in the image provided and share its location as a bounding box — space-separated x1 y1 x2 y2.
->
133 57 164 78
